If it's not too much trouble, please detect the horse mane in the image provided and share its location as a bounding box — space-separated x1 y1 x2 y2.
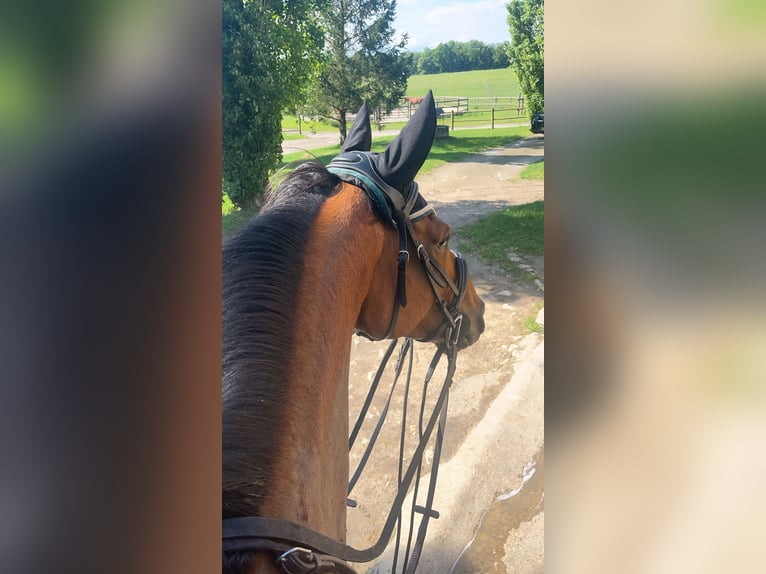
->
222 162 341 518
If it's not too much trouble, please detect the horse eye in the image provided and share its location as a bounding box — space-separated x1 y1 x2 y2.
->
437 238 449 249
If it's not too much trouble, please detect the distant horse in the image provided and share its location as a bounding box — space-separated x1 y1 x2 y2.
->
222 92 485 574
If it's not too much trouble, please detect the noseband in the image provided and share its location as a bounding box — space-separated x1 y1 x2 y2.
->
223 159 469 574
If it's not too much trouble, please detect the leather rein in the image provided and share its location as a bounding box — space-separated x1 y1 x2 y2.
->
223 164 468 574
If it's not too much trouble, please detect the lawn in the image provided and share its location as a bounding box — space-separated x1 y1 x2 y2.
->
519 160 544 180
458 201 544 280
406 68 521 99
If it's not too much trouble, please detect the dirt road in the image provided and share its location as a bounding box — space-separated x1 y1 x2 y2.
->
345 135 545 573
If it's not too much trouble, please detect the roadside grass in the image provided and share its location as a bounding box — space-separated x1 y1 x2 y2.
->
406 68 521 99
523 314 544 333
520 160 544 180
458 201 544 282
523 301 544 333
224 127 531 237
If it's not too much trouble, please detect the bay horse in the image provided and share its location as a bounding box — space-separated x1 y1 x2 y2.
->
222 91 485 574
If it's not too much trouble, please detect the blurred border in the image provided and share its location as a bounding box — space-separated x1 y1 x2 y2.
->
1 1 221 573
547 0 766 571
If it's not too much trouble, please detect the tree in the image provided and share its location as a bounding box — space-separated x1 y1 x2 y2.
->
463 40 494 71
492 42 510 69
417 48 440 74
222 0 323 208
506 0 544 115
311 0 410 145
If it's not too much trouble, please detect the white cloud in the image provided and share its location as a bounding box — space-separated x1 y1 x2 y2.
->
395 0 510 50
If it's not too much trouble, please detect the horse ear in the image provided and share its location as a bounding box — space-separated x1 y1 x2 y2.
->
374 90 436 191
341 101 372 152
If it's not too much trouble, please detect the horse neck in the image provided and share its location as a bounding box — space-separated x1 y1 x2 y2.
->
259 184 386 543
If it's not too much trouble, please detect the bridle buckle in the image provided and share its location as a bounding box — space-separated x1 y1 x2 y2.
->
449 314 464 348
277 546 317 573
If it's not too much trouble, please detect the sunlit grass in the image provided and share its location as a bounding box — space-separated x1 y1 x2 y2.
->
406 68 521 98
519 160 544 180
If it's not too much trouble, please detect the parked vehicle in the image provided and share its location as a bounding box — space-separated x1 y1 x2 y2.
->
531 112 544 134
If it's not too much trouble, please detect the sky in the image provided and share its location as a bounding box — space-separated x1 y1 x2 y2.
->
393 0 511 51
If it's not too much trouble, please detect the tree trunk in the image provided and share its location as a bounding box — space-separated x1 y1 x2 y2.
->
338 110 347 146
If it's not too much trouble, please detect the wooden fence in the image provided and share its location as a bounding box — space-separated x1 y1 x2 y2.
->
284 95 527 136
383 95 527 129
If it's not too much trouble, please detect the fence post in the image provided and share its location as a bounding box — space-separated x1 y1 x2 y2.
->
451 110 455 131
491 107 495 129
297 114 302 135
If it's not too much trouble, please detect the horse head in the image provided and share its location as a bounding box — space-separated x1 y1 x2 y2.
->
328 92 485 350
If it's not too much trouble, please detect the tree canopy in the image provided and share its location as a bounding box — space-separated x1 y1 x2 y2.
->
411 41 510 75
222 0 323 208
310 0 410 144
506 0 544 115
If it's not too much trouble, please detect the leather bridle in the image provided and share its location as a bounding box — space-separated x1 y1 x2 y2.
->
222 161 470 574
325 150 469 346
369 191 468 347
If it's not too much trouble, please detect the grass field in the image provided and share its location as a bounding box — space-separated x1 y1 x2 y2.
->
406 68 521 99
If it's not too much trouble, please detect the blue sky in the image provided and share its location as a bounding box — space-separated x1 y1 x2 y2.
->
394 0 511 51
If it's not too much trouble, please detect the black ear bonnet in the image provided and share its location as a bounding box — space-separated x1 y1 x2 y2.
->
327 91 438 227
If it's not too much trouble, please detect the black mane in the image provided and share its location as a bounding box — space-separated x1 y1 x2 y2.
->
222 163 340 518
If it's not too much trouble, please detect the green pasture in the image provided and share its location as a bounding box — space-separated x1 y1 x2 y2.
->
406 68 521 99
282 69 524 134
458 200 544 281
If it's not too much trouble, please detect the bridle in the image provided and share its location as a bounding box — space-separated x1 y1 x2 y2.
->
327 151 469 346
366 184 468 347
222 157 470 574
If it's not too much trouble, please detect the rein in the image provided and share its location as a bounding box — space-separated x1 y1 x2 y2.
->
223 161 468 574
